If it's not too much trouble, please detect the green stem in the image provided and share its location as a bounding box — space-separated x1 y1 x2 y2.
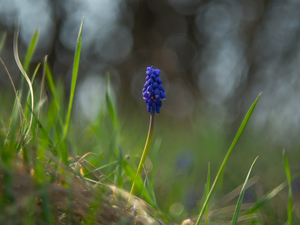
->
130 114 155 196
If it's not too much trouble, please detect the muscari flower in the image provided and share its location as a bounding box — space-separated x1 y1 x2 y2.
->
142 66 166 115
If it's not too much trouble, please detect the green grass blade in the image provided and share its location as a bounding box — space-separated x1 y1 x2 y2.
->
0 32 7 57
106 73 118 135
63 15 84 140
45 63 57 102
61 15 84 164
232 156 259 225
23 30 39 72
244 172 300 215
283 150 292 225
195 92 262 225
31 63 41 84
13 24 34 138
24 63 41 133
44 62 64 129
206 162 210 225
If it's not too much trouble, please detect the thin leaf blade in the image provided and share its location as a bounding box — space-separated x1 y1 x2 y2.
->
206 162 210 225
63 15 84 140
232 156 259 225
23 30 39 72
283 150 292 225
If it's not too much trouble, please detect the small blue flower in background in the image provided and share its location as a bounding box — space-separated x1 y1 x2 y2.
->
142 66 166 115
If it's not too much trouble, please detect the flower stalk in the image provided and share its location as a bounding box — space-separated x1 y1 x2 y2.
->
130 114 155 196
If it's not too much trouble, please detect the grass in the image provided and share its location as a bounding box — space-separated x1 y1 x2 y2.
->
0 17 299 225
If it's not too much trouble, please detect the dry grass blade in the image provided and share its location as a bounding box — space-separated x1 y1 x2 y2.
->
13 22 34 137
78 158 117 186
0 57 25 128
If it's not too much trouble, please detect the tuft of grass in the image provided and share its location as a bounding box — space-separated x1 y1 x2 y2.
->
195 92 262 225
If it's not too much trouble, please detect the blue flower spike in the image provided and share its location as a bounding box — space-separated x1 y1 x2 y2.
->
130 66 166 198
142 66 166 115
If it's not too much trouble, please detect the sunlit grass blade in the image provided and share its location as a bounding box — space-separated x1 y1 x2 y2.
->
195 92 262 225
206 162 210 225
62 15 84 164
23 29 39 72
63 15 84 140
13 23 34 138
244 172 300 215
282 149 292 225
232 156 258 225
0 31 7 57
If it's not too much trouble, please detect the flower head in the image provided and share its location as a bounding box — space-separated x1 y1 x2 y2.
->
142 66 166 115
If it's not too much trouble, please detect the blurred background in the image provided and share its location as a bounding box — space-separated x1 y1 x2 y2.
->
1 0 300 219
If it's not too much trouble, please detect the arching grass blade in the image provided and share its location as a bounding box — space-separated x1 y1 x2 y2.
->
232 156 258 225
